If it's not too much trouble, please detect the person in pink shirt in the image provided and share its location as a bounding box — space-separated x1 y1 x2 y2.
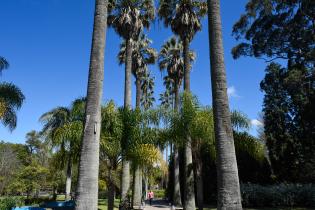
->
148 190 154 205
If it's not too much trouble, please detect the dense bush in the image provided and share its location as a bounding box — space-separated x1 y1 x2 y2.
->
152 190 165 199
241 183 315 207
0 197 24 210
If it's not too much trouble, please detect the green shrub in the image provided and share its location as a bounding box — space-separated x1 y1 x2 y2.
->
152 190 165 199
241 183 315 207
0 197 24 210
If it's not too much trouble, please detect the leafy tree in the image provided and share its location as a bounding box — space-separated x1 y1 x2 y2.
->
233 0 315 182
75 0 108 208
7 162 49 199
0 142 22 195
232 0 315 66
207 0 243 208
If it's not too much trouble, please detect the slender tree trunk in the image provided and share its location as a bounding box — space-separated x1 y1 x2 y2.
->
183 37 196 210
207 0 242 209
132 78 142 207
65 155 72 201
121 37 132 202
108 167 115 210
136 78 141 108
53 186 57 201
173 83 182 207
75 0 107 209
132 165 142 207
193 142 203 210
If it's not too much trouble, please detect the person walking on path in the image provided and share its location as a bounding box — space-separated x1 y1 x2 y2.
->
148 190 154 206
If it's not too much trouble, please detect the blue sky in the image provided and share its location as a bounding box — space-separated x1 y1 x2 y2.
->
0 0 267 143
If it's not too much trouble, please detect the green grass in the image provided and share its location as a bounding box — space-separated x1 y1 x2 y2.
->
98 198 120 210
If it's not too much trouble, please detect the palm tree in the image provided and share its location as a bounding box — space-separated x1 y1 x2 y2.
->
40 98 85 201
158 2 206 209
0 57 9 71
109 1 155 200
0 58 25 131
140 71 155 110
158 36 195 206
118 33 156 206
118 33 157 109
207 0 242 209
75 0 108 209
100 101 123 210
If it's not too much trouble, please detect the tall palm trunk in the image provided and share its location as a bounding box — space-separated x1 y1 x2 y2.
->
75 0 107 209
193 142 203 210
121 38 132 202
65 155 72 201
183 37 196 210
207 0 242 209
132 166 142 206
173 83 182 207
135 78 141 108
133 79 142 207
108 165 115 210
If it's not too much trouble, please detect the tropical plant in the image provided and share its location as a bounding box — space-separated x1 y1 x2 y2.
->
158 36 195 206
207 0 242 209
75 0 108 209
0 57 9 71
118 32 156 206
40 98 85 201
0 83 25 131
118 33 157 109
109 0 155 201
158 1 206 208
0 57 25 131
100 101 123 210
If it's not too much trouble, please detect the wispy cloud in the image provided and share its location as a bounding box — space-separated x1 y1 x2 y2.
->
251 119 264 127
227 86 240 98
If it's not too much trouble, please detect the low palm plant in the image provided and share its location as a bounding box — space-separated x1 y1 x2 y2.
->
40 98 85 201
0 57 25 130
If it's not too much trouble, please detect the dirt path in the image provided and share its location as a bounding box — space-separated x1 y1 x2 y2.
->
143 199 171 210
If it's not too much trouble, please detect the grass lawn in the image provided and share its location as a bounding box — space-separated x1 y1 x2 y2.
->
98 198 120 210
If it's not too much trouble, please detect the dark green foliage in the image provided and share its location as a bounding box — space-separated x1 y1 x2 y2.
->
0 197 24 210
0 82 25 131
234 0 315 183
232 0 315 66
241 183 315 208
261 63 315 182
234 132 272 184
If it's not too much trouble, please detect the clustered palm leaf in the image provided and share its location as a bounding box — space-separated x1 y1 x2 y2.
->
158 0 207 41
40 98 85 167
0 57 9 71
141 71 155 110
0 58 25 130
108 0 155 40
158 37 196 95
0 83 25 130
118 34 157 76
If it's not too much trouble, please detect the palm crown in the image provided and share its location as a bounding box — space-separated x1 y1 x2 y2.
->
158 0 207 41
108 0 155 40
118 33 157 79
159 37 195 93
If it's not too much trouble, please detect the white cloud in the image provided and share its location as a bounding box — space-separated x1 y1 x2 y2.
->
251 119 264 127
227 86 240 98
